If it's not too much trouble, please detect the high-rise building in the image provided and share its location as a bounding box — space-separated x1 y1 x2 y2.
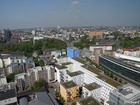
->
67 47 80 58
4 29 12 41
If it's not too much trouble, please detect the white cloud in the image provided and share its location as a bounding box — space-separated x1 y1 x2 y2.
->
72 1 80 4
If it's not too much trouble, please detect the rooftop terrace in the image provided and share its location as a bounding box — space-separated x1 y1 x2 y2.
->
56 65 67 70
74 58 121 88
61 81 78 89
68 71 83 77
77 96 100 105
84 83 101 91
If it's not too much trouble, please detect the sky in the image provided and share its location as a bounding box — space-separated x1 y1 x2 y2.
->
0 0 140 29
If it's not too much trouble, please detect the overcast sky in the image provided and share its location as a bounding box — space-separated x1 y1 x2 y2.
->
0 0 140 29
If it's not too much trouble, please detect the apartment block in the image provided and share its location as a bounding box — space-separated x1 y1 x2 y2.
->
60 81 80 102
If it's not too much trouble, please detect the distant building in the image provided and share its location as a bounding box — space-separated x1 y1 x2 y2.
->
109 84 140 105
67 47 80 58
88 31 103 39
76 96 100 105
31 30 36 35
60 81 80 102
90 45 112 54
4 29 12 41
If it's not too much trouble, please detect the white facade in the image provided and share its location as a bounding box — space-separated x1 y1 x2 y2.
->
0 56 34 68
33 36 44 40
67 71 84 86
51 50 62 59
65 58 117 103
90 45 112 54
57 57 70 64
114 52 140 62
55 66 68 83
83 83 102 102
32 30 36 35
0 76 7 85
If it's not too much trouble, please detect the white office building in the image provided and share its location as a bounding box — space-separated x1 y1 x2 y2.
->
67 71 84 86
109 84 140 105
56 57 121 104
83 82 102 102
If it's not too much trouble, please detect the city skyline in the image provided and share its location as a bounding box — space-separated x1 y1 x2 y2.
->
0 0 140 29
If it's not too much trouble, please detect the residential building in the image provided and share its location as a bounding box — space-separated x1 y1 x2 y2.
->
15 73 27 92
60 81 80 102
109 84 140 105
83 82 102 102
76 96 100 105
99 54 140 86
55 65 68 83
67 47 80 58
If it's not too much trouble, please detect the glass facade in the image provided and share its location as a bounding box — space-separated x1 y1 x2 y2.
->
99 55 140 86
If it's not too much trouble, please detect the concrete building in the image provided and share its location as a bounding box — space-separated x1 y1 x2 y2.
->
60 81 80 102
90 45 112 54
0 75 7 85
109 84 140 105
83 82 102 102
70 58 121 104
67 47 80 58
67 71 84 86
15 73 27 92
55 65 68 83
76 96 100 105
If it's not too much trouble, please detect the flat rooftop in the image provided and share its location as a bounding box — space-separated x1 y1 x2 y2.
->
117 84 140 100
74 58 121 88
61 81 77 89
68 71 83 77
61 62 73 66
77 96 100 105
84 83 101 91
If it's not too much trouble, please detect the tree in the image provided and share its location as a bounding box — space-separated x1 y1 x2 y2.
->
39 60 45 66
119 79 122 83
114 76 118 81
72 101 76 105
110 72 114 78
